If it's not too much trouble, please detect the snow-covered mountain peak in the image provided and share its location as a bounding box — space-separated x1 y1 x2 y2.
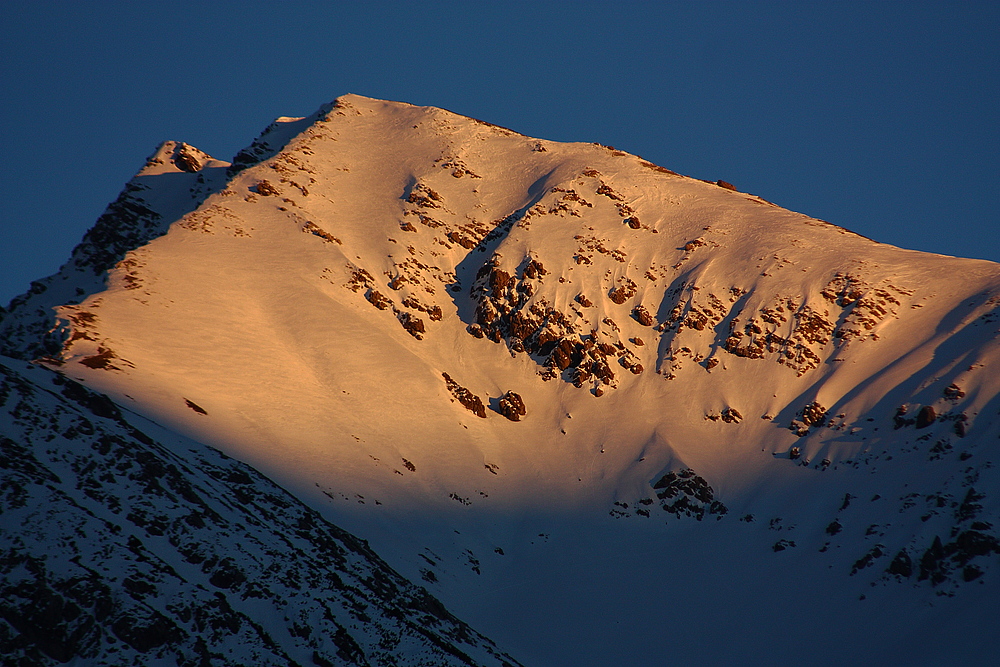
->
138 140 229 176
4 95 1000 665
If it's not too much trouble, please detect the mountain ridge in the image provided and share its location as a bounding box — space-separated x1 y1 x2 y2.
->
3 94 999 665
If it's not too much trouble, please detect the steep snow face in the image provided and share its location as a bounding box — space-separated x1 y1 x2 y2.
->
9 94 1000 664
0 141 231 360
0 358 520 666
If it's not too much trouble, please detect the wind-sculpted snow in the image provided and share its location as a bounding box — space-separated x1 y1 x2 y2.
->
0 360 520 666
5 94 1000 664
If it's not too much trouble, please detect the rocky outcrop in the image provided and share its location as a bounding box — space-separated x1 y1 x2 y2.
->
651 468 728 521
497 391 526 421
443 373 486 418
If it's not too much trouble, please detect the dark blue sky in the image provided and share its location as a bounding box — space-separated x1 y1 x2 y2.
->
2 2 998 305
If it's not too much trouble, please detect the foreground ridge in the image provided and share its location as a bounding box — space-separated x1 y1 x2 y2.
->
0 359 520 666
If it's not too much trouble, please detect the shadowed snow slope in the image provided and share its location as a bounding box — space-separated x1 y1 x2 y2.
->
3 94 1000 665
0 358 520 666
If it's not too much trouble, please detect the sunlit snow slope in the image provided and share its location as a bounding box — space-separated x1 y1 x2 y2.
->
4 94 1000 665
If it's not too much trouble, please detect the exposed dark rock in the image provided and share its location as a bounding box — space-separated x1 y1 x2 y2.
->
365 290 391 310
915 405 937 429
943 383 966 401
651 468 727 520
442 373 486 418
497 391 526 421
303 222 341 244
254 180 280 196
609 282 636 305
772 539 796 552
399 312 425 339
893 404 914 429
716 180 736 191
851 545 885 575
632 305 655 327
956 488 984 523
173 147 203 173
799 401 828 427
720 407 742 424
522 258 546 279
887 550 913 578
918 530 1000 586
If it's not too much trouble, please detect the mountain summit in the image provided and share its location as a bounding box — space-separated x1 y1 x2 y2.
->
4 94 1000 665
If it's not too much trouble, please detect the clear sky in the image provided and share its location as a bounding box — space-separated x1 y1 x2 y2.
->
2 1 997 306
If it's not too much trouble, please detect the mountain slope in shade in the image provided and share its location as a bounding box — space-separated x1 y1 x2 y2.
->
0 358 520 666
3 94 1000 665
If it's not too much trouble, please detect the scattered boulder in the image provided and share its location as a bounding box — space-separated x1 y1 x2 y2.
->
772 539 796 552
254 180 280 196
523 258 546 279
632 305 655 327
497 391 526 421
609 287 629 304
720 407 742 424
916 405 937 429
943 383 966 400
893 405 915 429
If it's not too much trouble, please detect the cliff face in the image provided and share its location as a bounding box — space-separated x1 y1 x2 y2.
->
4 94 1000 665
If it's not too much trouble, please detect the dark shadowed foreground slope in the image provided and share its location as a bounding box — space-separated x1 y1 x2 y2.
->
0 358 520 667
